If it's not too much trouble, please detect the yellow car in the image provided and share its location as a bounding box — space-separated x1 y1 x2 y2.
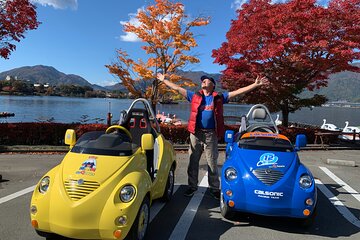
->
30 98 176 240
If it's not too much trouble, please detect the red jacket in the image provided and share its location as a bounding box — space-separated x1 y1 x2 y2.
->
187 90 225 139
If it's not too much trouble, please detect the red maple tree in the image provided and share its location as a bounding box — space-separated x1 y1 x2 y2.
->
0 0 40 59
212 0 360 126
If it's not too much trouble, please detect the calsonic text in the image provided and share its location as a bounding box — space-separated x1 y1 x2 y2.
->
254 190 284 199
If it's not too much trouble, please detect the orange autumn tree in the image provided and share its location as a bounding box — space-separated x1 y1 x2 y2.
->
106 0 209 109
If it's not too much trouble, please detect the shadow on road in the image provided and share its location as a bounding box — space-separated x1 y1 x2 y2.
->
186 187 360 239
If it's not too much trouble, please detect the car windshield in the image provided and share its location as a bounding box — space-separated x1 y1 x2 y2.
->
238 137 294 152
70 131 137 156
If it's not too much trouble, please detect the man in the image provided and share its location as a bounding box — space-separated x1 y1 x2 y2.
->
157 73 267 199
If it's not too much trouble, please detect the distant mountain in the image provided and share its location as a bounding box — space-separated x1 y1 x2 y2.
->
302 62 360 102
178 66 360 103
176 69 221 86
104 83 127 91
0 65 107 91
1 64 360 102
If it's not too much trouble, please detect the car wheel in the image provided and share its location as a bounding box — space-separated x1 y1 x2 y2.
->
220 192 234 219
35 230 56 239
161 166 175 202
36 230 69 240
126 197 150 240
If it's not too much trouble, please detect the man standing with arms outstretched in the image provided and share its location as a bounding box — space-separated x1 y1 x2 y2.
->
157 73 267 199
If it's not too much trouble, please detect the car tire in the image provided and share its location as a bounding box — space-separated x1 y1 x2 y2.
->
35 230 68 240
125 196 150 240
220 192 235 219
35 230 56 239
161 166 175 202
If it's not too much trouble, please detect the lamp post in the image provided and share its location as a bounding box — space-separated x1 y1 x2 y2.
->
107 101 112 127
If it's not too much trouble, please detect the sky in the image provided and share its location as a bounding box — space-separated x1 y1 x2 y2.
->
0 0 331 86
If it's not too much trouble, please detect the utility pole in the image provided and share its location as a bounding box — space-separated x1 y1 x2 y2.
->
107 101 112 127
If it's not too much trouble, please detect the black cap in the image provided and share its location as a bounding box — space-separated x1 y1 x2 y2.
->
200 75 216 86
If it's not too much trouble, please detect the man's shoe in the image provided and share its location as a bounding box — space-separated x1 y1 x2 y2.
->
209 189 220 200
184 187 197 197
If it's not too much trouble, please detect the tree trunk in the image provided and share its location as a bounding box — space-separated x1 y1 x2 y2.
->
151 101 157 113
151 79 158 112
281 106 290 127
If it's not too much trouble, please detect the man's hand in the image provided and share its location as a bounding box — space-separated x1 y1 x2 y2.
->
157 73 165 82
228 75 269 99
255 75 269 86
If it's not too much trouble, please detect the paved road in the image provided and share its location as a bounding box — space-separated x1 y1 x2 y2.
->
1 150 360 240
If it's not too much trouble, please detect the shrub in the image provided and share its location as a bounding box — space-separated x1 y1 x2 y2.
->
0 122 319 146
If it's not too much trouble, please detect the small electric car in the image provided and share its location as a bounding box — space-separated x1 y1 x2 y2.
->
30 98 176 240
221 104 317 226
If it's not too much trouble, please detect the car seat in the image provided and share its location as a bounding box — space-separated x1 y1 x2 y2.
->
245 104 278 133
121 108 157 179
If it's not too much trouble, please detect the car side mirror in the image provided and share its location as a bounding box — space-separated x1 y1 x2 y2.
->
65 129 76 148
295 134 307 150
225 130 234 143
141 133 154 151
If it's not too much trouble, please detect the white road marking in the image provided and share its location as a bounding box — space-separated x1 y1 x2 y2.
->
169 173 209 240
319 166 360 203
0 185 36 205
150 185 180 223
316 179 360 228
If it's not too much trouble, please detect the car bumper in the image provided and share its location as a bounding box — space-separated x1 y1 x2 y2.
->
221 184 317 218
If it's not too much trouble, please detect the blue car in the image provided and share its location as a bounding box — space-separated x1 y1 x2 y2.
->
220 104 317 226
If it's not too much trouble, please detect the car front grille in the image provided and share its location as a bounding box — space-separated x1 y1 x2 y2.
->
252 168 284 186
64 179 100 201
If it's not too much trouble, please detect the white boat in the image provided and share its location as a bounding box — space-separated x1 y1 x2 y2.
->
320 119 340 131
156 111 182 125
275 114 282 126
339 121 360 141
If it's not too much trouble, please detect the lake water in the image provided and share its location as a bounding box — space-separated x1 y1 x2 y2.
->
1 95 360 128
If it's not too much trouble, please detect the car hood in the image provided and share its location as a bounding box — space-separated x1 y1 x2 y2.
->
60 152 132 184
237 149 297 173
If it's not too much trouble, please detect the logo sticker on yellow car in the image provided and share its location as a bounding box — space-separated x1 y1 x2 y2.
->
76 156 97 176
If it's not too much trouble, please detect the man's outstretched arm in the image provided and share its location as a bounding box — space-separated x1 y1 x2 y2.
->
157 73 187 97
228 76 268 99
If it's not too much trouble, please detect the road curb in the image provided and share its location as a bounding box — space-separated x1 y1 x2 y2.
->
326 158 356 167
1 143 360 153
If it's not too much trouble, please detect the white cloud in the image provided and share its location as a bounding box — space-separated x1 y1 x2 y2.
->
31 0 78 10
231 0 248 10
119 5 186 42
119 8 143 42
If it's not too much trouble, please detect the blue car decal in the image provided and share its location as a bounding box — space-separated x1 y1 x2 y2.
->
257 153 278 167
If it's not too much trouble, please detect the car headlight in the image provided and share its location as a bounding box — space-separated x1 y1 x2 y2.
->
225 167 237 181
299 175 312 189
39 176 50 194
120 185 136 202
